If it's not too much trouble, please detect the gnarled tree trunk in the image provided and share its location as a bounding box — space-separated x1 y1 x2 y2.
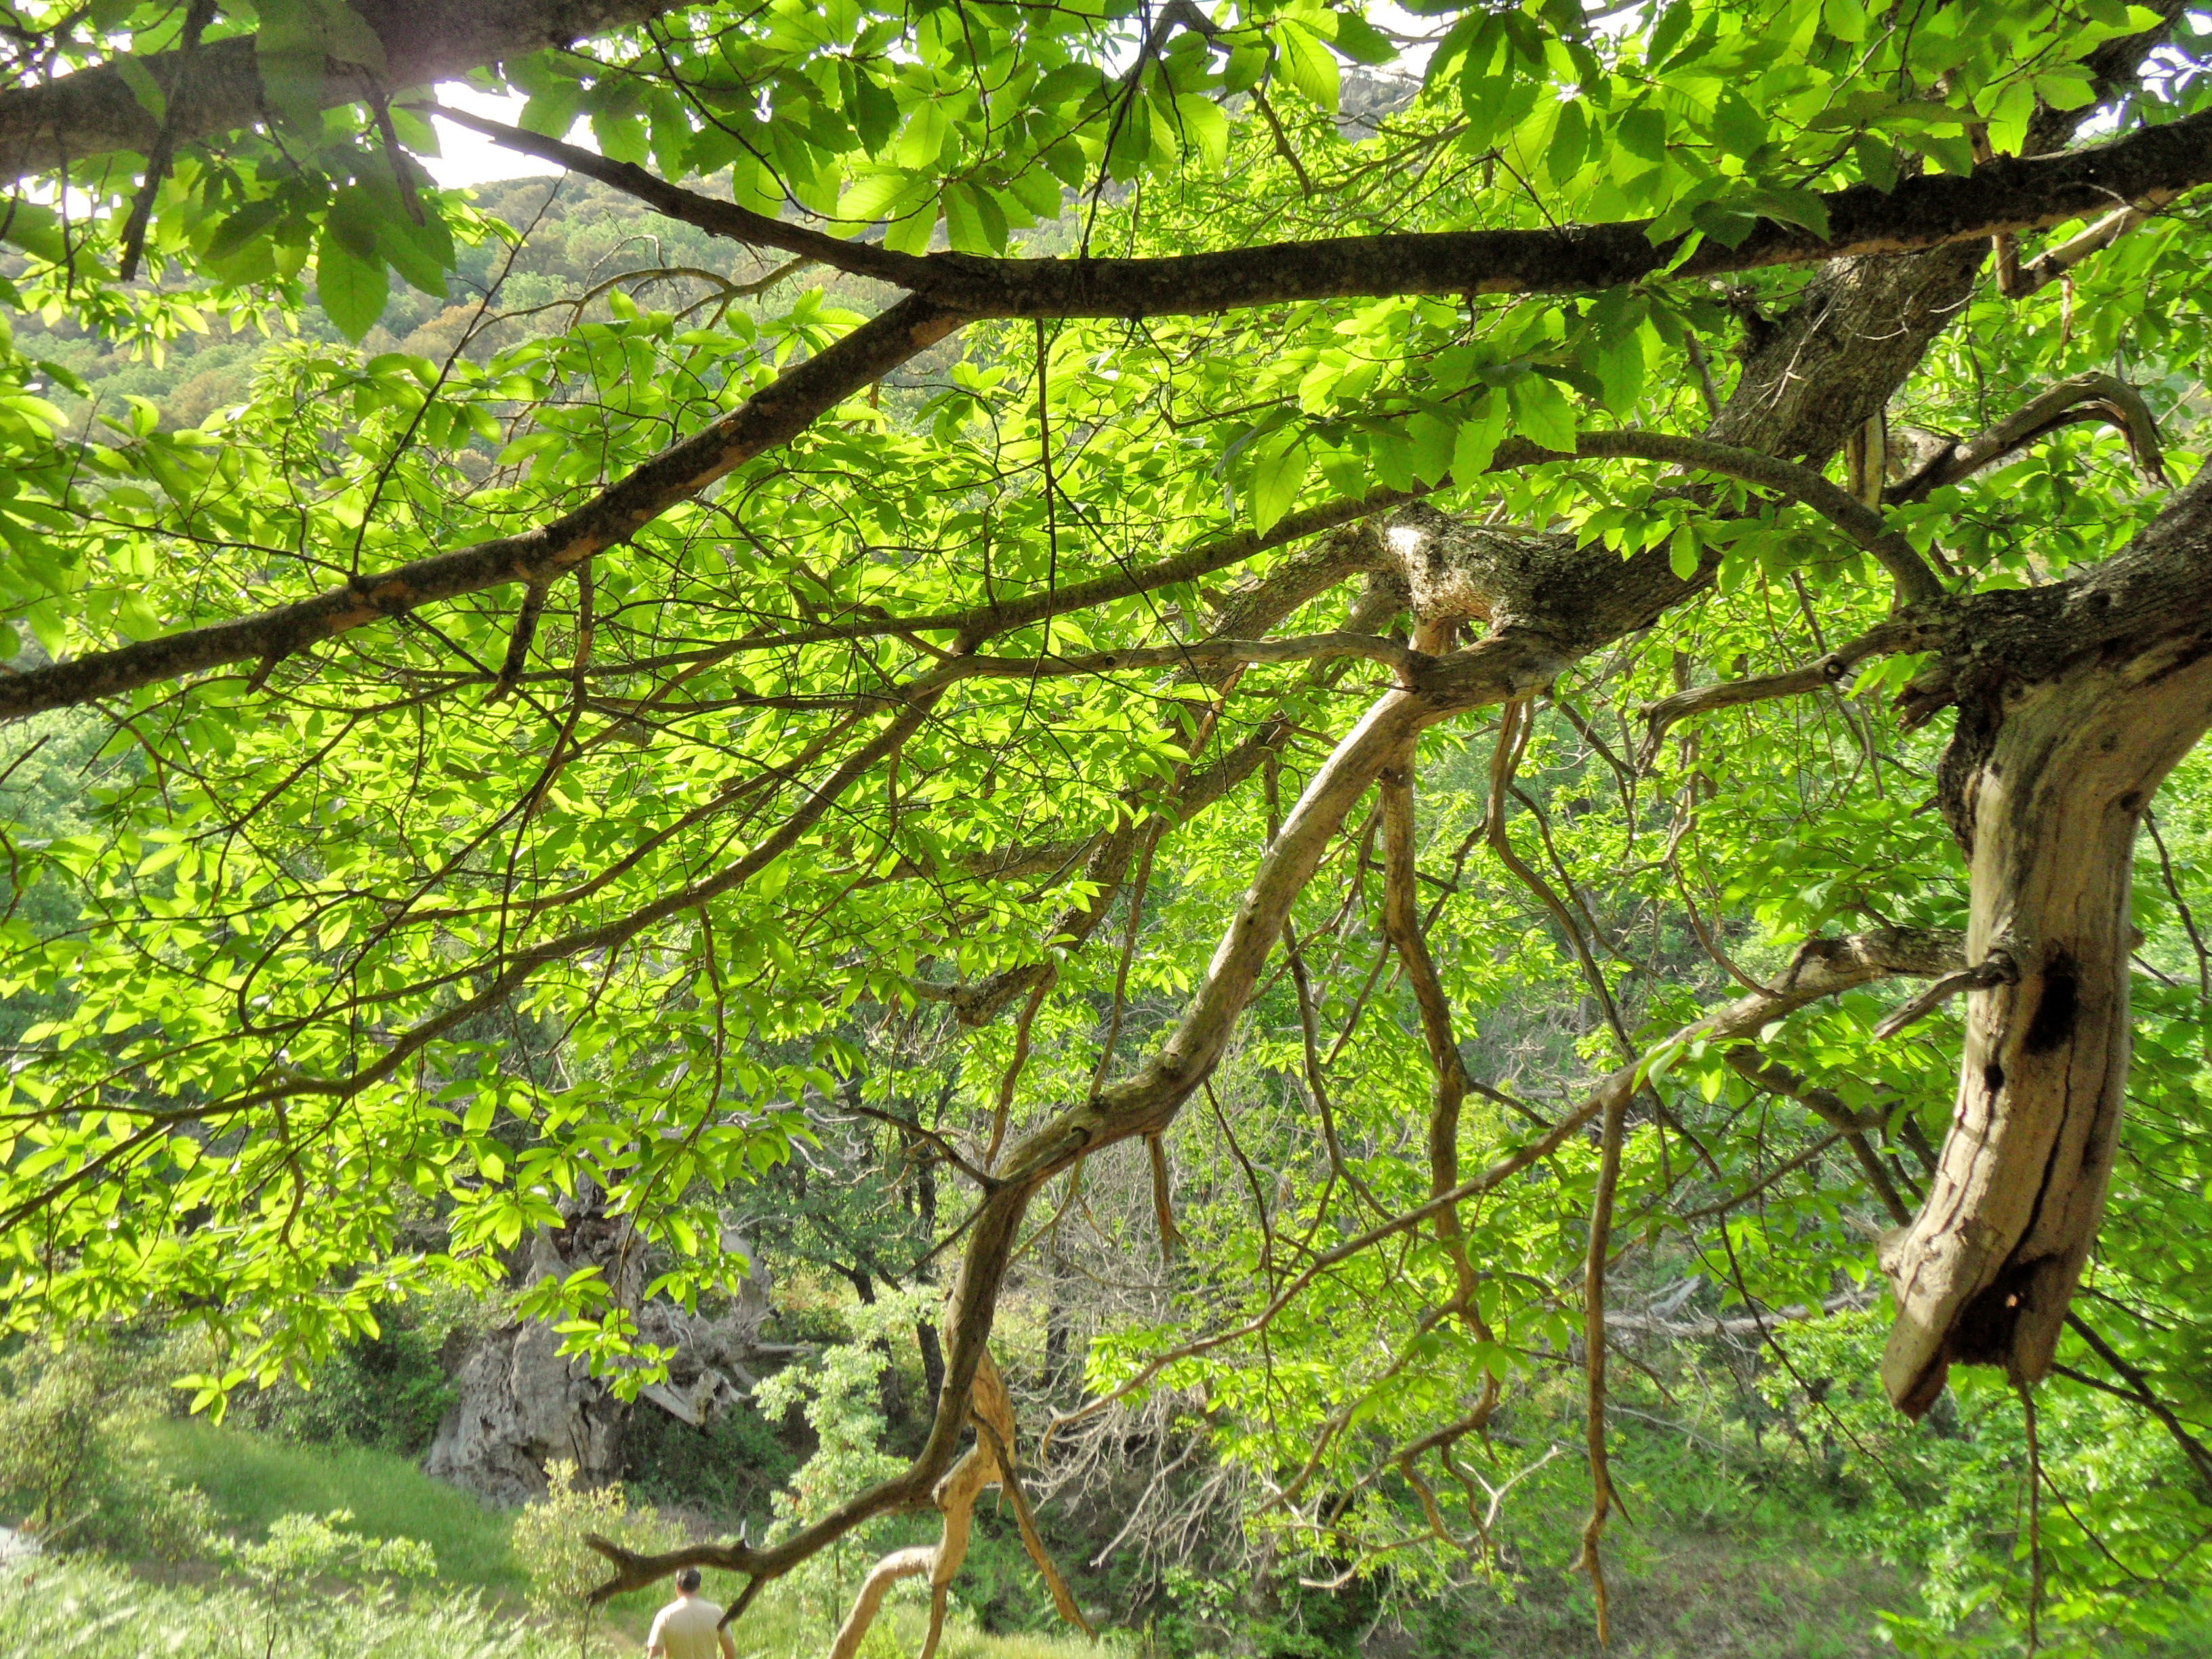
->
427 1216 635 1502
1883 506 2212 1414
428 1202 775 1500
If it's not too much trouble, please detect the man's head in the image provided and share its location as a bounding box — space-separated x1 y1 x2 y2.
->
676 1568 703 1596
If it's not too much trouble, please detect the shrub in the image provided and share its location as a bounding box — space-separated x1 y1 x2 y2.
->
245 1327 458 1458
509 1459 682 1635
753 1288 930 1641
234 1292 480 1458
0 1341 213 1560
220 1509 441 1591
625 1394 799 1523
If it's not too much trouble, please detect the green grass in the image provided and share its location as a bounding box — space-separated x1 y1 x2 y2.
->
140 1420 524 1594
0 1554 550 1659
125 1424 1107 1659
0 1551 1110 1659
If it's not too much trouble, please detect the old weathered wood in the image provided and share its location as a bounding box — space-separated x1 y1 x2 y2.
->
1883 640 2212 1415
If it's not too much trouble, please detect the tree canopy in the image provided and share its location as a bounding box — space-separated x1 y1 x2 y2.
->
2 0 2212 1648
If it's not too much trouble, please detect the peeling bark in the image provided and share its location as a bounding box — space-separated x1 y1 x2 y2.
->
1882 640 2212 1415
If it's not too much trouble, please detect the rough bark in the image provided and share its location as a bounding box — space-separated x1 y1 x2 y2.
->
428 1210 640 1502
1881 472 2212 1415
447 99 2212 318
0 0 683 181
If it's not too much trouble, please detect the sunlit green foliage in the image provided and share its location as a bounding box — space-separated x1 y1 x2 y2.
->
3 0 2212 1652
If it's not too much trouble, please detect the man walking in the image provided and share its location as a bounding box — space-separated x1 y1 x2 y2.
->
647 1568 737 1659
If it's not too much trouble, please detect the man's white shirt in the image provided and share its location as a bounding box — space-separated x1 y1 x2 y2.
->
647 1595 725 1659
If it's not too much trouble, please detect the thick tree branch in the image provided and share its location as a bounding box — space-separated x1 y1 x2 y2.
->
430 100 2212 319
1883 474 2212 1414
1379 743 1483 1318
0 320 2087 728
0 295 960 721
2001 201 2163 298
0 0 683 180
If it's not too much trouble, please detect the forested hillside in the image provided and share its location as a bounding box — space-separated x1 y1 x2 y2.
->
7 173 941 430
4 1 2212 1656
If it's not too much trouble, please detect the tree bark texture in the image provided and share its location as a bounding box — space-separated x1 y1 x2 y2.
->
1883 631 2212 1415
428 1219 636 1502
0 0 683 180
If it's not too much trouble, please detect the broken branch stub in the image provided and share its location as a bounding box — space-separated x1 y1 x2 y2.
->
1882 642 2212 1416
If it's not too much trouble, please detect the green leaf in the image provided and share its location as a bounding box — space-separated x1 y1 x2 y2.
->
941 184 1006 254
1823 0 1867 43
592 109 651 166
1326 12 1398 66
1617 104 1669 165
1250 434 1311 533
1452 394 1509 481
316 0 388 72
205 199 285 262
1595 325 1649 416
1546 99 1589 182
1735 186 1831 241
895 104 948 171
1509 373 1578 452
520 79 586 141
0 202 68 264
1986 77 2037 157
1275 22 1340 110
1408 411 1456 487
113 55 167 125
1709 93 1769 160
729 152 785 217
1646 0 1695 65
496 430 565 466
1853 134 1900 191
1174 95 1230 169
880 204 936 255
1668 524 1700 579
314 232 390 343
2034 70 2097 111
837 170 925 224
353 190 455 298
1224 41 1270 94
848 71 900 157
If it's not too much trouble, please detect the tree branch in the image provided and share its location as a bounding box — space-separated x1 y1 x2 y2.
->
0 295 960 722
1888 371 2171 504
0 0 685 181
421 102 2212 320
1637 615 1940 768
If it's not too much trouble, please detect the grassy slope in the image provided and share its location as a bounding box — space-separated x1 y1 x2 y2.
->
0 1552 1111 1659
119 1422 1103 1659
0 1554 548 1659
141 1419 525 1594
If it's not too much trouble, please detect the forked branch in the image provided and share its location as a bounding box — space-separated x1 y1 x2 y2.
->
1888 372 2170 505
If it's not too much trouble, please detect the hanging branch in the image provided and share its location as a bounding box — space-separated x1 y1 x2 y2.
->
115 0 217 281
1573 1084 1631 1647
1378 737 1487 1331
